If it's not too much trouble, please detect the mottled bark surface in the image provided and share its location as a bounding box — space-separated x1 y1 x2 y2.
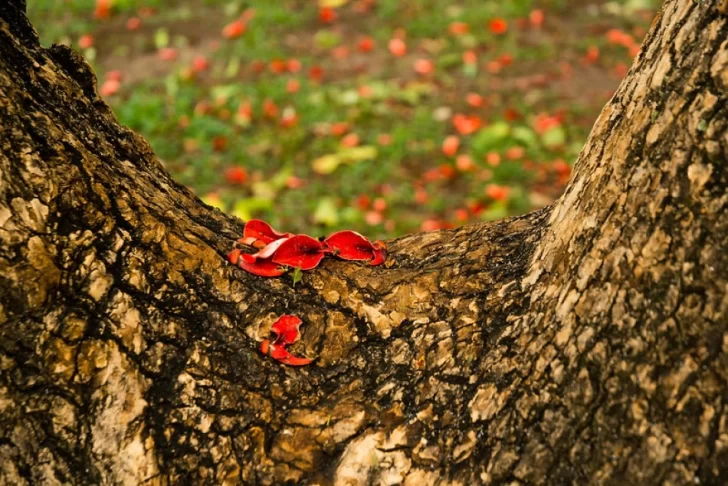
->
1 1 727 484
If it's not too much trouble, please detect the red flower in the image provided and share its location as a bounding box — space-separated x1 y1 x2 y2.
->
260 315 313 365
78 34 94 49
94 0 111 19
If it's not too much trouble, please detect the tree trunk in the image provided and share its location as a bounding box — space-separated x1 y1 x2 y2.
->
1 1 727 484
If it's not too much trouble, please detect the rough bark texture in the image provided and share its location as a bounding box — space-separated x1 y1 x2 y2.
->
1 1 727 484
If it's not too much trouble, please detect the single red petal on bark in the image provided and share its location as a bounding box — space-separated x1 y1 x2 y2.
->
236 255 286 277
263 340 313 366
271 315 304 345
370 241 387 266
324 230 375 261
271 235 325 270
240 219 291 247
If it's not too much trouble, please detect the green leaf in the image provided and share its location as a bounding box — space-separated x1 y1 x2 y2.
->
472 121 510 153
512 126 539 149
313 197 339 226
154 28 169 49
291 267 303 287
541 126 567 148
312 154 341 174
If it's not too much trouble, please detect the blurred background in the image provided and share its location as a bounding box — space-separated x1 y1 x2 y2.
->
28 0 659 239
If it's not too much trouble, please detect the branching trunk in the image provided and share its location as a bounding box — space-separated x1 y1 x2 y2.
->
1 1 727 484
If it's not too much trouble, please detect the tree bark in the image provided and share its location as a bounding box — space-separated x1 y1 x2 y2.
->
1 0 727 484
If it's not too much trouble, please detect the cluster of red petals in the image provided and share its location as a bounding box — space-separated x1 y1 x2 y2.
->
260 315 312 366
228 220 387 277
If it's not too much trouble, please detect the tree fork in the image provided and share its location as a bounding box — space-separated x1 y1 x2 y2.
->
1 1 727 484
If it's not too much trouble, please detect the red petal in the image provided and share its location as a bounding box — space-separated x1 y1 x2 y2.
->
271 315 303 345
239 219 292 247
260 339 271 355
254 237 290 260
266 341 313 366
236 256 286 277
271 235 325 270
324 230 375 261
370 241 387 266
228 248 242 264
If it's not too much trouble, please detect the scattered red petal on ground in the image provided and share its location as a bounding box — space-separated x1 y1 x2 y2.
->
552 159 571 177
485 184 510 201
356 194 371 210
442 135 460 157
488 18 508 35
280 107 298 128
309 65 324 82
505 146 525 160
453 114 482 135
498 54 514 67
192 56 209 73
486 152 501 167
222 19 246 39
456 154 475 172
466 93 484 107
415 187 429 204
462 50 477 65
358 84 373 98
78 34 94 49
372 198 387 212
106 70 123 82
126 17 142 30
286 58 302 73
94 0 111 19
584 45 600 64
287 78 300 93
414 59 434 75
225 167 248 185
365 211 383 225
269 59 287 74
212 135 228 152
286 176 305 189
614 63 629 78
529 9 545 27
332 46 349 59
263 99 279 119
330 122 350 136
358 36 375 52
449 22 470 35
158 47 177 61
319 7 338 23
504 107 521 121
341 133 360 148
388 38 407 57
377 133 392 145
99 79 120 97
454 208 470 222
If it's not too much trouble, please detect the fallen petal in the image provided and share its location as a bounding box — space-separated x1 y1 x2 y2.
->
237 255 286 277
324 230 375 261
271 234 325 270
254 237 290 260
370 241 387 266
265 341 313 366
271 315 304 345
239 219 292 247
228 248 242 265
